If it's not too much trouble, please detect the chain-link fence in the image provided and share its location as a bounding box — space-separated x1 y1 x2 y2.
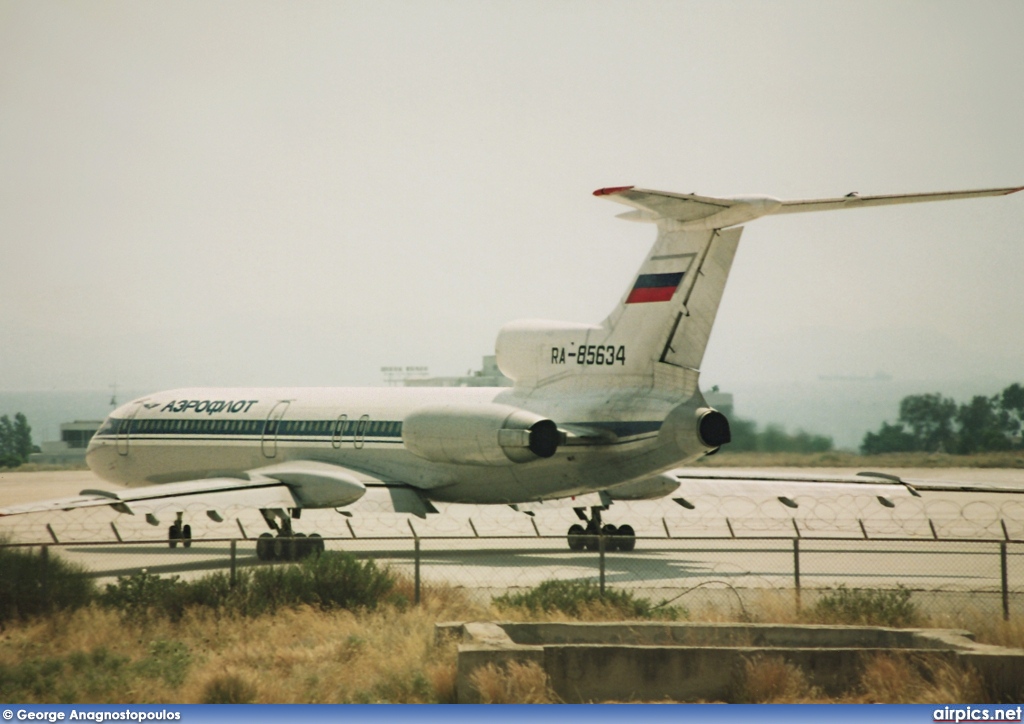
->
3 486 1023 620
2 530 1022 621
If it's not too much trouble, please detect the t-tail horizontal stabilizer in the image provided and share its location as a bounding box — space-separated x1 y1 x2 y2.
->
595 185 1024 230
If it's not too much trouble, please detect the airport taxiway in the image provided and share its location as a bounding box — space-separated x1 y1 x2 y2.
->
1 468 1022 605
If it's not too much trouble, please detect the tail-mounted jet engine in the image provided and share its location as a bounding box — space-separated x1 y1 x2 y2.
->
402 403 560 465
696 407 731 448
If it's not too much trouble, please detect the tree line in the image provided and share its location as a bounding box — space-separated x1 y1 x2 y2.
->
0 413 34 468
727 417 834 454
861 383 1024 455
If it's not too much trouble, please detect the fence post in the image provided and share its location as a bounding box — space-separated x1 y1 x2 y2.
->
793 538 801 612
1001 542 1009 622
414 536 421 606
599 532 606 597
40 545 50 611
230 539 237 588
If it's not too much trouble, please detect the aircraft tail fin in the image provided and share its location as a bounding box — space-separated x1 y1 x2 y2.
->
495 184 1022 393
495 200 741 392
598 221 741 378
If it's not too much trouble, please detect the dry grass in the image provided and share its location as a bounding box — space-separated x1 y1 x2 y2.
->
738 655 820 702
922 610 1024 650
200 669 260 704
0 581 488 703
468 661 555 704
698 450 1024 468
854 654 986 703
734 653 986 704
1 566 1021 704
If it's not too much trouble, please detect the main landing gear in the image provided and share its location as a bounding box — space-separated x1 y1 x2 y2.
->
255 508 325 562
567 506 636 552
168 512 191 549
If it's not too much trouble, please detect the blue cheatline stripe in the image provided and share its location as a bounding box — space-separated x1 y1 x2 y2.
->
633 271 685 289
95 418 664 441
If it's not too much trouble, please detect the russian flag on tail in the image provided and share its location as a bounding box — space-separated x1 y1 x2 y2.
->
625 272 685 304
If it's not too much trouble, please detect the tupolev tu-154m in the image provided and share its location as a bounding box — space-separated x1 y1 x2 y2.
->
2 184 1021 558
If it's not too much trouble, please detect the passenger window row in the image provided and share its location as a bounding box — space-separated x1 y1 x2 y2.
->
102 417 403 437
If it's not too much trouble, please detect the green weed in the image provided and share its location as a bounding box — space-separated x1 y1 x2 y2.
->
493 578 682 620
0 648 130 703
811 585 920 627
99 551 397 620
135 639 192 688
0 541 96 622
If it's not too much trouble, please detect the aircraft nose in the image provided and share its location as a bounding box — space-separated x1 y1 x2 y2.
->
85 435 101 470
85 419 117 477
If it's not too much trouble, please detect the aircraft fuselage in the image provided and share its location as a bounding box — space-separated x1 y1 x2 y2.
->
87 384 707 505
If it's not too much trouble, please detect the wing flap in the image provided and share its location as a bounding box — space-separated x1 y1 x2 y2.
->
349 486 440 518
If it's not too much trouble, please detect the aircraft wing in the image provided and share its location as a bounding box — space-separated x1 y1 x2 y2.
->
0 460 439 520
670 469 1024 500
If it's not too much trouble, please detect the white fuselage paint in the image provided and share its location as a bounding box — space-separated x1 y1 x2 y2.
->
86 384 708 505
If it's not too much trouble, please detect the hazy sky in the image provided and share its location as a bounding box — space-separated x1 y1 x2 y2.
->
2 1 1022 394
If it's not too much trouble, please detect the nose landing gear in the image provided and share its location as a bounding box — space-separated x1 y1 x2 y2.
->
168 512 191 548
566 506 636 552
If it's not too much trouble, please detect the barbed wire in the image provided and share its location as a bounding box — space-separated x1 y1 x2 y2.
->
3 490 1021 545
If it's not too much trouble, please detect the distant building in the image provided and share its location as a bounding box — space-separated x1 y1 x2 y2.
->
400 356 513 388
29 420 102 465
703 388 733 417
398 358 734 416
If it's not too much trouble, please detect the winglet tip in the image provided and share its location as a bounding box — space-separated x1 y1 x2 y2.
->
594 185 634 197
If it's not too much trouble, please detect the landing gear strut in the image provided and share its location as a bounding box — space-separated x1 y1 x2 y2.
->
255 508 325 562
168 512 192 549
566 506 635 552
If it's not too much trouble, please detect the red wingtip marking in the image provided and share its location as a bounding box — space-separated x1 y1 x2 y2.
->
593 185 634 196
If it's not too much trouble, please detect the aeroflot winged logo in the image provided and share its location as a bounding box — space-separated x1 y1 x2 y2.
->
625 271 685 303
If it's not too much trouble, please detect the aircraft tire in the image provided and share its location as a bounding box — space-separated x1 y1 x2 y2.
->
257 532 274 561
601 524 618 551
168 524 179 549
309 533 325 556
616 524 636 552
293 532 308 559
182 524 192 549
567 524 586 551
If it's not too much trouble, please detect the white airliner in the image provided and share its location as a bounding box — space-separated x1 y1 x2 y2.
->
3 185 1021 559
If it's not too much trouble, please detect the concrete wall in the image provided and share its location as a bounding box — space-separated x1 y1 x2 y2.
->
442 621 1024 703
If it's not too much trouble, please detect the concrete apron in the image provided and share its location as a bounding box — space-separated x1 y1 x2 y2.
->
437 621 1024 703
